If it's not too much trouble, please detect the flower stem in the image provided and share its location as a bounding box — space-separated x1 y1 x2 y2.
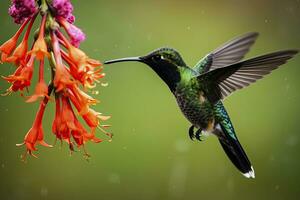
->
40 0 48 15
48 51 56 83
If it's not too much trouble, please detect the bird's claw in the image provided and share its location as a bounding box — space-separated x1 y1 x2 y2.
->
195 129 202 141
188 125 203 141
189 125 195 140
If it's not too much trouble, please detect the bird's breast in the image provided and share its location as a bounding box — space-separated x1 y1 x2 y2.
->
174 87 214 130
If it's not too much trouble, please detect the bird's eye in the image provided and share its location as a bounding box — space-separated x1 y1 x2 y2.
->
153 55 164 62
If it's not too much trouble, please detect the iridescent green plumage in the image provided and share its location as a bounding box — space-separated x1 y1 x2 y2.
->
104 32 298 178
213 102 236 140
177 60 236 139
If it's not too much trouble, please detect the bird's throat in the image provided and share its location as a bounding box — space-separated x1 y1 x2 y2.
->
150 63 181 92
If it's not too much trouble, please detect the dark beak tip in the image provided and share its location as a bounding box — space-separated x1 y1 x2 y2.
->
103 57 142 65
103 61 112 65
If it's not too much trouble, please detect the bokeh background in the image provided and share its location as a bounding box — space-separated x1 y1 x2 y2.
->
1 0 300 200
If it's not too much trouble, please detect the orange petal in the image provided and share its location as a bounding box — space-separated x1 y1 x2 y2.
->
27 38 50 60
39 140 53 148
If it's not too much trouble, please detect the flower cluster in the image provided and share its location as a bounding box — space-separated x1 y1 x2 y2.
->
1 0 111 160
9 0 37 24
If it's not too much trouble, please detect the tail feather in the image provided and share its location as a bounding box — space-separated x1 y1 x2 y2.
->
217 124 255 178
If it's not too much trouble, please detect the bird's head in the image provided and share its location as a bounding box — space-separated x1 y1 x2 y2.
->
104 47 187 91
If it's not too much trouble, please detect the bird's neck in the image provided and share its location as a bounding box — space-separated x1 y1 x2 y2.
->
151 63 187 92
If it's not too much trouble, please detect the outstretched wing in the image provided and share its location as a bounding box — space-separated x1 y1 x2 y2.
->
193 32 259 74
197 50 298 103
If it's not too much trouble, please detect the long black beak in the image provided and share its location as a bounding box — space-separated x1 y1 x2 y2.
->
104 57 143 64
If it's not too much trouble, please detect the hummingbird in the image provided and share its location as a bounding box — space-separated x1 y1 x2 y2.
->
104 32 298 178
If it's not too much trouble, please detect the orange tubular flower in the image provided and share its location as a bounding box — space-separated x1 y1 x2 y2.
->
2 55 35 94
0 18 30 63
52 96 62 140
51 32 75 92
26 60 49 102
68 85 98 115
5 16 36 65
17 98 53 159
52 95 103 153
57 31 104 88
1 0 110 160
61 50 105 88
82 109 110 128
59 96 77 144
27 14 50 60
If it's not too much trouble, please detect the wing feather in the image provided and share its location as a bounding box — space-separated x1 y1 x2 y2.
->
193 32 259 74
197 50 298 103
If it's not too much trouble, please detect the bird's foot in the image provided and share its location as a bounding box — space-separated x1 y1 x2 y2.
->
195 129 203 141
189 125 195 140
188 125 203 141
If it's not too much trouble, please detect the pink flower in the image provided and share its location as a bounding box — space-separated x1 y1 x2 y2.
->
58 17 85 47
9 0 37 24
51 0 75 24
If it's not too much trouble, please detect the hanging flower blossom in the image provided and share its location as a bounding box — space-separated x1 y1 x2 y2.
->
50 0 75 24
0 18 30 63
0 0 110 160
5 15 36 65
57 31 104 88
2 55 35 94
27 15 50 60
58 17 85 47
26 60 49 102
8 0 37 24
16 97 53 159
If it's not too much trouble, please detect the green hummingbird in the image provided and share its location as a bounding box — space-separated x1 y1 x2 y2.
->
104 32 298 178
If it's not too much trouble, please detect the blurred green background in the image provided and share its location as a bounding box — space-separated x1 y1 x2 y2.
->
0 0 300 200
